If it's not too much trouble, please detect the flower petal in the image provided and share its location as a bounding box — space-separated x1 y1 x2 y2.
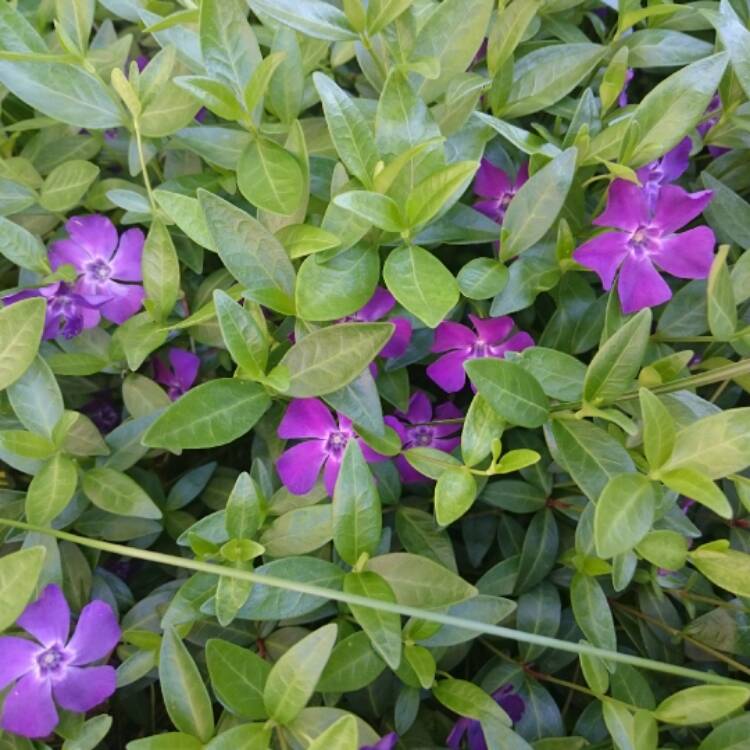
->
0 637 38 689
1 671 58 739
278 398 336 439
395 455 425 483
473 198 503 223
380 317 411 359
356 287 395 321
65 215 118 259
652 185 713 234
617 253 672 314
405 391 432 424
474 159 512 198
432 321 475 353
593 180 649 231
17 584 70 647
67 600 120 666
469 314 513 345
493 331 535 356
168 348 201 391
323 455 343 496
573 232 630 290
426 350 471 393
53 665 116 713
651 226 715 280
660 137 692 183
48 239 89 272
276 440 327 495
514 161 529 188
110 228 145 282
99 282 145 324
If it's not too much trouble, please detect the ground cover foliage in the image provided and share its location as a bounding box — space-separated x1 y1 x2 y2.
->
1 0 750 747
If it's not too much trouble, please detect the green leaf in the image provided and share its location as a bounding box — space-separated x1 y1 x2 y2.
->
333 191 404 232
661 408 750 480
225 472 264 540
639 388 675 470
0 216 50 273
712 0 750 100
318 631 386 693
206 639 270 720
7 355 63 438
204 725 270 750
654 686 750 726
199 190 296 315
154 190 215 251
659 467 731 519
461 394 505 467
516 347 586 402
127 733 202 750
324 368 385 436
0 297 46 391
365 553 477 607
367 0 413 34
457 258 509 301
501 148 577 259
265 30 303 122
313 73 378 187
625 53 729 166
344 571 402 670
26 453 78 525
0 546 46 633
143 379 271 451
594 474 657 558
39 159 99 212
698 714 750 750
0 429 55 459
0 60 123 129
464 358 549 428
82 467 162 519
583 308 651 404
433 679 510 724
602 702 636 750
142 219 180 322
689 542 750 597
238 138 305 216
434 467 478 526
701 173 750 252
263 623 338 725
213 290 268 378
247 0 356 41
383 244 458 328
636 530 688 570
706 245 736 339
405 161 477 229
279 322 393 397
488 0 540 74
333 441 382 565
570 572 616 651
159 628 215 743
260 505 333 557
307 714 358 750
515 509 559 592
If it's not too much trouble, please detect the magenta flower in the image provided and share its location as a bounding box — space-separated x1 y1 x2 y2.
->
427 315 533 393
49 215 145 325
0 584 120 739
276 399 384 496
618 68 635 107
473 159 528 224
362 733 399 750
3 282 104 340
636 137 691 212
386 392 462 483
346 287 412 359
698 94 728 157
447 685 525 750
573 180 715 314
153 348 201 400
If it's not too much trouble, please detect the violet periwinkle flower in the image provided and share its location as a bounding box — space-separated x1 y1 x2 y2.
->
346 287 412 359
0 584 120 739
361 732 399 750
2 282 103 340
697 94 728 157
617 67 635 108
49 215 145 325
447 685 525 750
153 347 201 400
81 396 122 433
473 159 528 224
276 398 384 496
636 137 691 212
573 180 715 314
427 315 534 393
386 392 462 483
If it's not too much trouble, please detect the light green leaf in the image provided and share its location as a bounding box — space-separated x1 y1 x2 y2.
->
434 467 478 526
7 355 63 438
639 388 675 470
333 191 404 232
654 685 750 726
0 297 46 391
405 161 477 229
142 219 180 322
26 454 78 526
247 0 356 41
570 572 616 651
659 467 732 519
83 467 162 519
40 160 99 212
0 546 46 633
0 216 49 273
706 245 736 340
213 290 268 378
308 715 358 750
689 542 750 597
154 190 215 251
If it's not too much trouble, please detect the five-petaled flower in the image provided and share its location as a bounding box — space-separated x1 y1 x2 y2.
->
346 287 412 359
0 584 120 739
276 399 384 496
49 214 145 325
427 315 533 393
446 684 526 750
386 392 461 482
153 347 201 401
472 159 528 224
573 179 715 314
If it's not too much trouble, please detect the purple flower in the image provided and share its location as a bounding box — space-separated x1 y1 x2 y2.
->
3 283 103 340
49 215 145 325
386 392 462 483
636 137 691 212
573 180 715 314
153 348 201 400
81 396 121 433
427 315 534 393
276 399 384 496
447 685 525 750
346 287 412 359
0 584 120 739
134 54 149 72
361 733 399 750
618 68 635 107
473 159 528 224
698 94 729 157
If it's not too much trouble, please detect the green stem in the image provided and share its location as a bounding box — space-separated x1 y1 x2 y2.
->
133 120 156 213
1 519 746 688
